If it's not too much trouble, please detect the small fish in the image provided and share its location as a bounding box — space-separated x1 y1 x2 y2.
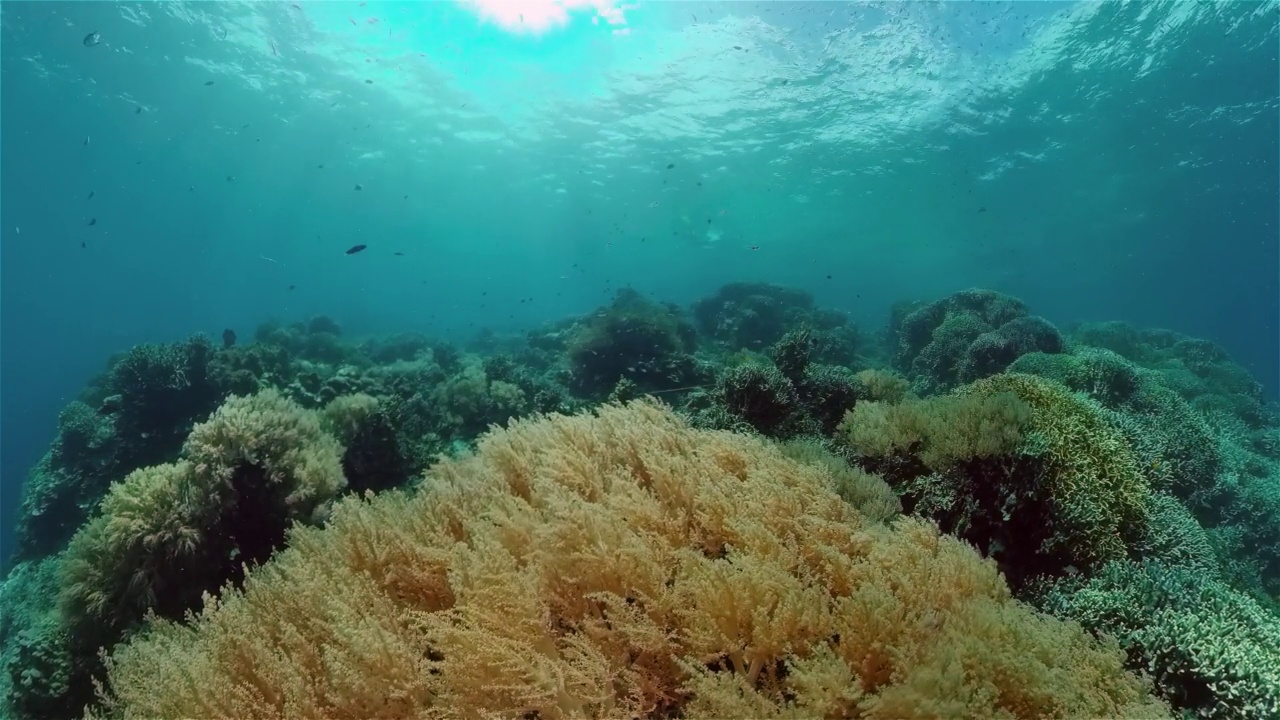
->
135 106 142 114
666 163 675 169
345 244 368 255
226 175 235 182
222 328 237 349
733 45 742 50
270 41 278 56
291 3 302 10
288 284 296 290
403 194 408 199
354 184 363 191
394 251 405 256
692 13 697 22
83 136 90 147
81 241 86 249
204 80 215 86
87 190 94 199
83 31 101 47
348 16 357 25
748 245 759 251
977 206 987 213
87 218 97 226
365 79 373 84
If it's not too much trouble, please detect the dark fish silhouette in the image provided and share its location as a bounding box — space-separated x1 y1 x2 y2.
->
345 244 368 255
87 191 94 199
204 80 215 86
666 163 675 169
354 184 363 191
136 106 142 114
394 251 404 256
83 32 101 47
288 284 296 290
222 328 237 349
81 241 86 249
977 206 987 213
87 218 97 226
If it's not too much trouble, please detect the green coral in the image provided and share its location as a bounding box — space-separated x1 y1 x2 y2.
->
893 289 1061 394
1037 560 1280 719
431 363 529 437
60 389 346 643
1136 493 1220 575
957 373 1150 567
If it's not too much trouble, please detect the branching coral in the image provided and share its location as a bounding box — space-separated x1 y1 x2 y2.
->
95 400 1165 720
840 374 1151 584
1036 560 1280 719
955 374 1151 569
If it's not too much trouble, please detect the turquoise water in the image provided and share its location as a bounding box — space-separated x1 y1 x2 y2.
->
0 1 1277 715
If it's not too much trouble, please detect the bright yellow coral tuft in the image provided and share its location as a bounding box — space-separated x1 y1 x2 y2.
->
97 399 1167 720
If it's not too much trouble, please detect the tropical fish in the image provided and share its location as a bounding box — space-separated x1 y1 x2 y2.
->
345 244 368 255
83 31 101 47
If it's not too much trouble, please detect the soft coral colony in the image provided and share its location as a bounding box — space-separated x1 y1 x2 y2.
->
1 284 1277 719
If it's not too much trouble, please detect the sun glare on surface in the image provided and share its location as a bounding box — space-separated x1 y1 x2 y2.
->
462 0 626 35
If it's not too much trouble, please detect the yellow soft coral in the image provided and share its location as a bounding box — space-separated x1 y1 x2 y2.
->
61 389 345 641
97 399 1166 720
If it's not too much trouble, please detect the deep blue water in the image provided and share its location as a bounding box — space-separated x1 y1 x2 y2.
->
1 1 1277 561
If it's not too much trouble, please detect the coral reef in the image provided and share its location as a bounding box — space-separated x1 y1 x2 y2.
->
893 289 1063 394
1036 560 1280 719
566 288 705 398
95 401 1165 719
1 283 1276 720
840 374 1151 585
60 389 346 640
12 334 229 562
